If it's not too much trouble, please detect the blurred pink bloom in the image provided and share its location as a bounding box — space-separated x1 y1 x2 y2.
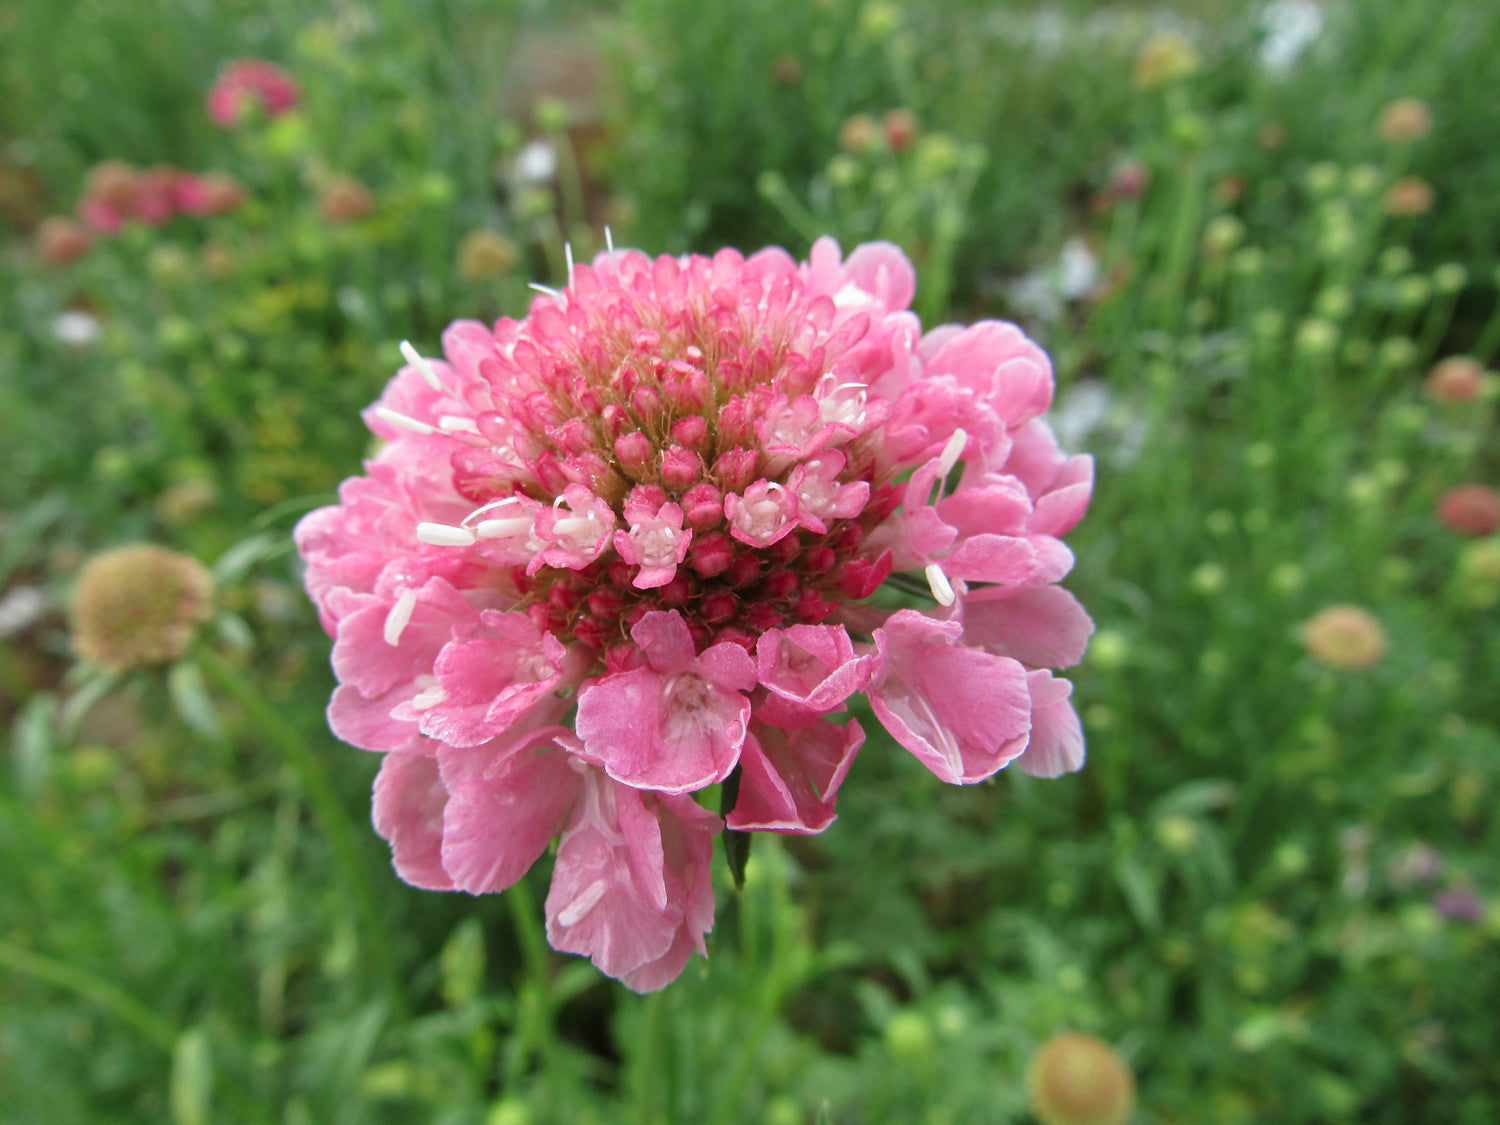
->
297 238 1094 989
173 171 248 216
1437 484 1500 537
207 59 300 127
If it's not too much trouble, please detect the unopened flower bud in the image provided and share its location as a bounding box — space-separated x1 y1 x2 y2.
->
458 229 519 280
839 113 879 155
882 108 919 154
1302 605 1387 670
1378 98 1433 143
1426 357 1484 404
36 217 93 266
1437 485 1500 537
72 545 213 671
1384 176 1434 216
1133 31 1199 89
319 176 375 222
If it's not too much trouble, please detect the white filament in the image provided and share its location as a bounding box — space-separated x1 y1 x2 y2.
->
373 407 434 435
399 340 445 392
416 522 477 547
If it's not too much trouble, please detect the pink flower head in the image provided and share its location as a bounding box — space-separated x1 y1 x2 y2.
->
208 59 301 127
298 237 1094 989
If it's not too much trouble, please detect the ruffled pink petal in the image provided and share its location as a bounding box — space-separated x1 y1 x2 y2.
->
756 624 874 712
868 609 1032 784
438 727 584 894
417 611 576 747
1028 455 1095 537
327 683 430 754
544 773 677 980
960 585 1094 669
372 752 453 890
1015 671 1085 778
727 719 863 834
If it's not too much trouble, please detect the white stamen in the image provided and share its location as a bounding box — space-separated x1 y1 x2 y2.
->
938 428 969 476
417 522 477 547
374 406 434 434
399 340 445 392
557 878 609 927
565 241 575 288
604 226 615 256
925 563 957 607
438 415 480 433
411 682 447 711
476 516 535 539
383 587 418 646
529 283 563 298
553 516 593 536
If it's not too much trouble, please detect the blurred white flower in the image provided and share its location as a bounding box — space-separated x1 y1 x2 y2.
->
1260 0 1323 74
52 310 102 347
0 586 46 637
1005 237 1099 324
514 139 558 184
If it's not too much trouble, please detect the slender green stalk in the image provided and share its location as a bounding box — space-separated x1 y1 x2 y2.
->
196 649 405 1017
502 875 558 1087
630 989 669 1125
0 940 178 1052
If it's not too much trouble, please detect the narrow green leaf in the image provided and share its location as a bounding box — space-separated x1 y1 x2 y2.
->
169 660 223 738
170 1027 213 1125
719 765 751 890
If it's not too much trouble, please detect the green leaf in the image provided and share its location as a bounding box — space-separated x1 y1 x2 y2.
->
719 766 751 890
1113 854 1162 932
440 918 486 1010
169 661 223 739
13 693 57 797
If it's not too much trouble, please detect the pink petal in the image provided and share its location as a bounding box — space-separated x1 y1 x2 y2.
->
868 610 1032 784
727 719 863 834
960 585 1094 669
1014 671 1085 778
438 727 584 894
372 753 453 890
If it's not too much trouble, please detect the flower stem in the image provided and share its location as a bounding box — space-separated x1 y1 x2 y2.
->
196 649 405 1017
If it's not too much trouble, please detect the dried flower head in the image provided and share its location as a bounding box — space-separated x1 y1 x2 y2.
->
297 239 1094 989
1133 31 1200 89
1027 1033 1136 1125
35 217 93 266
839 113 880 155
1384 176 1434 217
1302 605 1387 670
72 545 213 671
208 59 301 127
319 176 376 223
1426 356 1484 404
1437 484 1500 537
458 229 520 281
1378 98 1433 143
882 108 920 154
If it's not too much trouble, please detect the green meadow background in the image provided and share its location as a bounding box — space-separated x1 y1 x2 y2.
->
2 1 1497 1121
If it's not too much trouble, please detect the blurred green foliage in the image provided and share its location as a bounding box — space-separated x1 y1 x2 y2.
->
2 0 1498 1123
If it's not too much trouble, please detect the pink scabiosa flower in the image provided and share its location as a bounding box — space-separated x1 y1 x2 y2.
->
297 238 1095 990
207 59 300 127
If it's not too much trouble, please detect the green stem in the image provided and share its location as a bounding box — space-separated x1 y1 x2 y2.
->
196 649 405 1018
0 940 178 1052
631 989 669 1125
502 875 557 1087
